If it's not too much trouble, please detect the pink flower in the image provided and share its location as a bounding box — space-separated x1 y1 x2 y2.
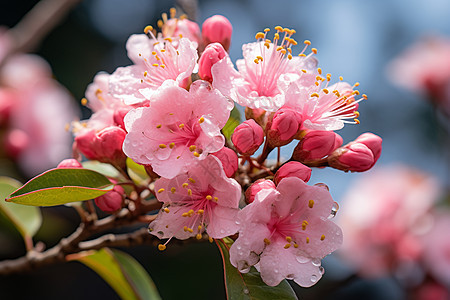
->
230 177 343 287
292 130 342 162
285 80 364 131
158 8 200 45
57 159 83 168
123 80 232 178
266 106 302 147
244 179 276 204
198 43 228 83
231 119 265 156
328 142 374 172
149 155 241 244
95 184 124 212
212 27 318 112
202 15 233 51
109 33 198 105
211 147 238 178
338 165 439 277
273 161 311 185
354 132 382 163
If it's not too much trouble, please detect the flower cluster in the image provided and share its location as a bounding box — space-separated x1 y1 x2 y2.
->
68 9 382 288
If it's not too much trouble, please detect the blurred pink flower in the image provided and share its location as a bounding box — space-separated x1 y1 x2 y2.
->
149 155 241 242
123 80 232 179
0 54 78 176
338 165 440 277
388 36 450 116
230 177 342 287
212 27 318 112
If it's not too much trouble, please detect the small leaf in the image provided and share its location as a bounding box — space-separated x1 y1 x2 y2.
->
82 160 121 178
126 158 150 185
6 168 113 206
0 177 42 238
69 248 161 300
222 106 241 141
216 238 298 300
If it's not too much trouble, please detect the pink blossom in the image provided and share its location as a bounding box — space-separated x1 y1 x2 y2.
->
198 43 228 83
230 177 342 287
158 8 200 45
202 15 233 51
273 161 311 185
285 80 364 131
95 184 124 213
354 132 382 162
266 106 302 147
292 130 342 162
212 27 318 112
338 165 439 277
149 155 241 243
387 36 450 116
231 119 265 156
123 80 232 178
211 147 238 178
328 142 374 172
0 54 78 176
109 33 198 105
244 179 276 204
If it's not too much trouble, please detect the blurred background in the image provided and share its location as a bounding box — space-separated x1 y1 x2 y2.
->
0 0 449 299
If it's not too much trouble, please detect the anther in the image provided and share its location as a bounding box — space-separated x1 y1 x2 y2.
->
193 152 200 157
169 143 175 149
158 244 166 251
164 208 170 213
187 189 192 196
81 98 88 106
171 187 176 193
311 48 318 54
156 124 162 128
339 76 343 81
264 28 270 32
323 89 329 94
308 200 315 208
189 145 196 152
354 119 360 124
158 188 165 193
306 237 310 244
196 234 202 240
302 220 309 230
320 235 325 241
178 123 185 129
284 243 291 249
275 26 283 31
188 178 195 183
144 25 153 34
199 117 205 123
159 144 167 149
304 40 311 45
264 238 271 245
317 68 322 75
311 93 320 98
206 195 212 200
286 236 292 243
255 32 265 39
182 183 188 188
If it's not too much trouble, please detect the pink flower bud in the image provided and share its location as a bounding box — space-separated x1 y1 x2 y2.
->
274 161 312 185
245 179 276 204
95 184 124 212
355 132 382 162
113 107 131 131
4 129 29 159
75 126 127 167
57 159 83 168
198 43 228 83
211 147 238 177
0 89 14 126
244 107 267 127
202 15 233 51
328 143 375 172
231 119 264 156
292 130 342 162
266 107 302 147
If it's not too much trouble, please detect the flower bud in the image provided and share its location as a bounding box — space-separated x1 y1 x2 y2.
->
355 132 382 162
211 147 238 177
231 119 264 156
4 129 29 159
266 107 302 147
113 107 131 131
292 130 342 162
328 143 374 172
57 159 82 168
245 107 267 128
95 184 124 212
198 43 228 83
274 161 312 185
202 15 233 51
245 179 276 204
75 126 127 168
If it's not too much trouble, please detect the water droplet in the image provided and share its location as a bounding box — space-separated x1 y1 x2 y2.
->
274 269 279 273
236 245 242 250
296 256 310 263
235 220 241 225
286 274 295 280
328 202 339 219
220 229 225 234
312 258 321 267
243 288 249 295
319 266 325 275
311 274 318 283
314 183 329 191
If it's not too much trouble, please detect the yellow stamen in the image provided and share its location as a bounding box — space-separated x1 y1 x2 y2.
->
169 143 175 149
188 178 196 183
81 98 88 106
308 200 314 208
171 187 176 193
144 25 153 34
189 145 196 152
182 183 188 188
304 39 311 45
206 195 212 200
311 93 320 98
159 144 167 149
178 123 185 129
264 238 271 245
158 188 165 193
312 48 318 54
156 124 162 128
193 152 200 157
286 236 292 243
306 237 310 244
321 235 325 241
163 208 170 213
158 244 166 251
187 189 192 196
255 32 265 39
284 243 291 249
196 234 202 240
199 117 205 123
317 68 322 75
264 28 270 32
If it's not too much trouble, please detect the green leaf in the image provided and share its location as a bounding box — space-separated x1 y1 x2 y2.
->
70 248 161 300
0 177 42 238
6 168 114 206
126 158 150 185
216 238 298 300
222 106 241 141
82 160 121 178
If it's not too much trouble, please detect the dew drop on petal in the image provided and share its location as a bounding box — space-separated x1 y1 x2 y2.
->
319 266 325 275
311 258 321 267
274 269 279 273
328 201 339 219
286 274 295 280
236 245 242 250
235 220 240 225
296 256 309 263
314 183 329 191
311 274 318 283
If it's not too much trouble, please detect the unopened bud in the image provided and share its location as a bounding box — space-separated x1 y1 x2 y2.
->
57 159 82 168
198 43 228 83
328 142 374 172
292 130 342 162
202 15 233 51
211 147 238 177
75 126 127 168
231 119 264 156
95 184 124 212
355 132 382 162
274 161 312 185
244 107 267 128
113 107 131 131
245 179 276 204
266 107 302 147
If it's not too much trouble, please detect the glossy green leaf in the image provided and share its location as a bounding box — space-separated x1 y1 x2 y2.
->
82 160 121 178
6 168 113 206
70 248 161 300
0 177 42 238
126 158 149 185
222 106 241 141
216 238 298 300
